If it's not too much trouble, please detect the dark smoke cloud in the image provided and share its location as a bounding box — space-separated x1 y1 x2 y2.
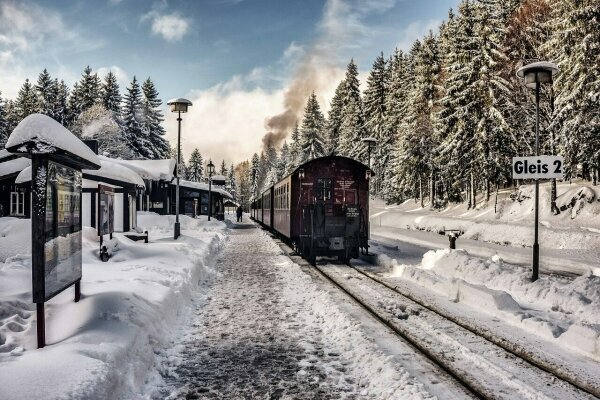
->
262 53 339 150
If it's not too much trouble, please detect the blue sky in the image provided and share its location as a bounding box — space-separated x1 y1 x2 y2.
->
0 0 459 164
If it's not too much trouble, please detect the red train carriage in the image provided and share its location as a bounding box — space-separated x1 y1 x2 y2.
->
252 155 371 263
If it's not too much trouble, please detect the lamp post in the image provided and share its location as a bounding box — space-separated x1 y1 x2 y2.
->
167 98 193 240
207 160 215 221
362 137 377 169
516 61 558 282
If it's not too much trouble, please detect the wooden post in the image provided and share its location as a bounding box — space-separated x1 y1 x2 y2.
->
36 303 45 348
74 280 81 302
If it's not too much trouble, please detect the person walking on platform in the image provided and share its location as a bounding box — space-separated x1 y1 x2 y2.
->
236 206 243 222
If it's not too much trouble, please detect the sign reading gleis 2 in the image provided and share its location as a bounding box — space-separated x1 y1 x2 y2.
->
512 155 564 179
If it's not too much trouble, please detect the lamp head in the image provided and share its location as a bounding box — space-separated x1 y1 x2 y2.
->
298 168 305 180
516 61 559 89
167 98 193 113
365 169 372 180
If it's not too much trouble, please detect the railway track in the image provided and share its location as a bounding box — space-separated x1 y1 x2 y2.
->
272 232 598 400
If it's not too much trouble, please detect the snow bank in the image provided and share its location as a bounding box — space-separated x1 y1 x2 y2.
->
0 218 30 262
5 114 100 168
0 213 228 399
390 249 600 361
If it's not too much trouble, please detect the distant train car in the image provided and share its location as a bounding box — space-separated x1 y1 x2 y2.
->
252 155 371 263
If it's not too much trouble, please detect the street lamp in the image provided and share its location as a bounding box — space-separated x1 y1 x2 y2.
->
167 97 192 240
361 137 377 168
516 61 559 282
207 160 215 221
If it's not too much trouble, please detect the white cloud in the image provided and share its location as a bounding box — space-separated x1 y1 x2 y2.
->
0 1 104 99
95 65 131 89
142 11 190 42
396 19 441 51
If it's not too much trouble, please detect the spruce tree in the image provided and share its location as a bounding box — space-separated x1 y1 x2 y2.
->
300 92 326 162
141 77 170 159
546 0 600 180
0 93 8 147
102 71 122 115
250 153 260 197
54 80 70 126
188 148 204 182
15 79 38 121
326 81 345 155
289 122 302 169
4 100 19 134
220 160 227 176
227 164 236 194
338 59 366 161
278 141 290 178
381 49 410 202
35 69 56 119
122 76 148 158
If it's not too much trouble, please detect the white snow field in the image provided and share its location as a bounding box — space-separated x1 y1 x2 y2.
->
0 213 227 400
370 180 600 276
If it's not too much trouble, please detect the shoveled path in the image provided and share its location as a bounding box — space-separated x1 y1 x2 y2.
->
156 221 355 399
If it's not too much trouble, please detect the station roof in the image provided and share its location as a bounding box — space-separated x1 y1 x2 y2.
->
107 158 176 181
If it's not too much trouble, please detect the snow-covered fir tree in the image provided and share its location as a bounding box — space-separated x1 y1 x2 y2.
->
249 153 260 198
288 122 302 169
187 148 204 182
300 92 326 162
102 71 122 116
4 100 19 134
220 160 227 176
15 79 38 121
70 66 101 122
338 59 367 161
54 80 70 126
278 142 290 178
546 0 600 180
35 69 56 119
363 52 388 192
0 93 7 147
122 76 150 159
227 164 236 194
141 77 170 159
381 49 410 202
326 81 345 155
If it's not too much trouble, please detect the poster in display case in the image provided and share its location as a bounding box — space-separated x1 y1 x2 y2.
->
42 161 83 301
98 185 114 236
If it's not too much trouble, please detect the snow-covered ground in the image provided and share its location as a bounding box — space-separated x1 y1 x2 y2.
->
370 180 600 276
0 213 227 400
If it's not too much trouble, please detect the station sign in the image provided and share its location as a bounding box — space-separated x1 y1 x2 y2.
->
512 155 564 179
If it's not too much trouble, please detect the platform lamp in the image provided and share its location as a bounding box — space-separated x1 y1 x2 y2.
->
361 137 377 169
516 61 559 282
167 98 193 240
207 160 215 221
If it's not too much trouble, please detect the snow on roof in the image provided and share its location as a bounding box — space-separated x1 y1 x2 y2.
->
5 114 100 169
84 158 145 187
178 179 233 199
15 158 145 188
15 166 31 184
0 157 30 179
0 149 12 161
212 174 226 181
107 158 176 181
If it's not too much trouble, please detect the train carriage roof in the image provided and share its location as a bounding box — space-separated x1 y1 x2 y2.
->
289 155 373 178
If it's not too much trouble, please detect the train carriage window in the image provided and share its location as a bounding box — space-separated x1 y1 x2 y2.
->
316 179 332 202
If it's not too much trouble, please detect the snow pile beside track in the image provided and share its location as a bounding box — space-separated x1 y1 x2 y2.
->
388 249 600 362
0 214 227 400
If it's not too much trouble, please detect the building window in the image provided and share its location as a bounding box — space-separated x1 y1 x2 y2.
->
316 179 332 202
10 191 25 216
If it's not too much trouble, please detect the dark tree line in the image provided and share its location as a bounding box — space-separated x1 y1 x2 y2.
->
0 66 170 160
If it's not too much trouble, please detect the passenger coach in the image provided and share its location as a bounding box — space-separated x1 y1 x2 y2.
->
252 155 372 263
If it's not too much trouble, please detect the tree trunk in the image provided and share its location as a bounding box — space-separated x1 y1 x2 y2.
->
419 176 424 208
551 178 560 215
466 181 471 209
494 181 499 214
470 172 476 209
429 171 434 207
485 179 491 203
